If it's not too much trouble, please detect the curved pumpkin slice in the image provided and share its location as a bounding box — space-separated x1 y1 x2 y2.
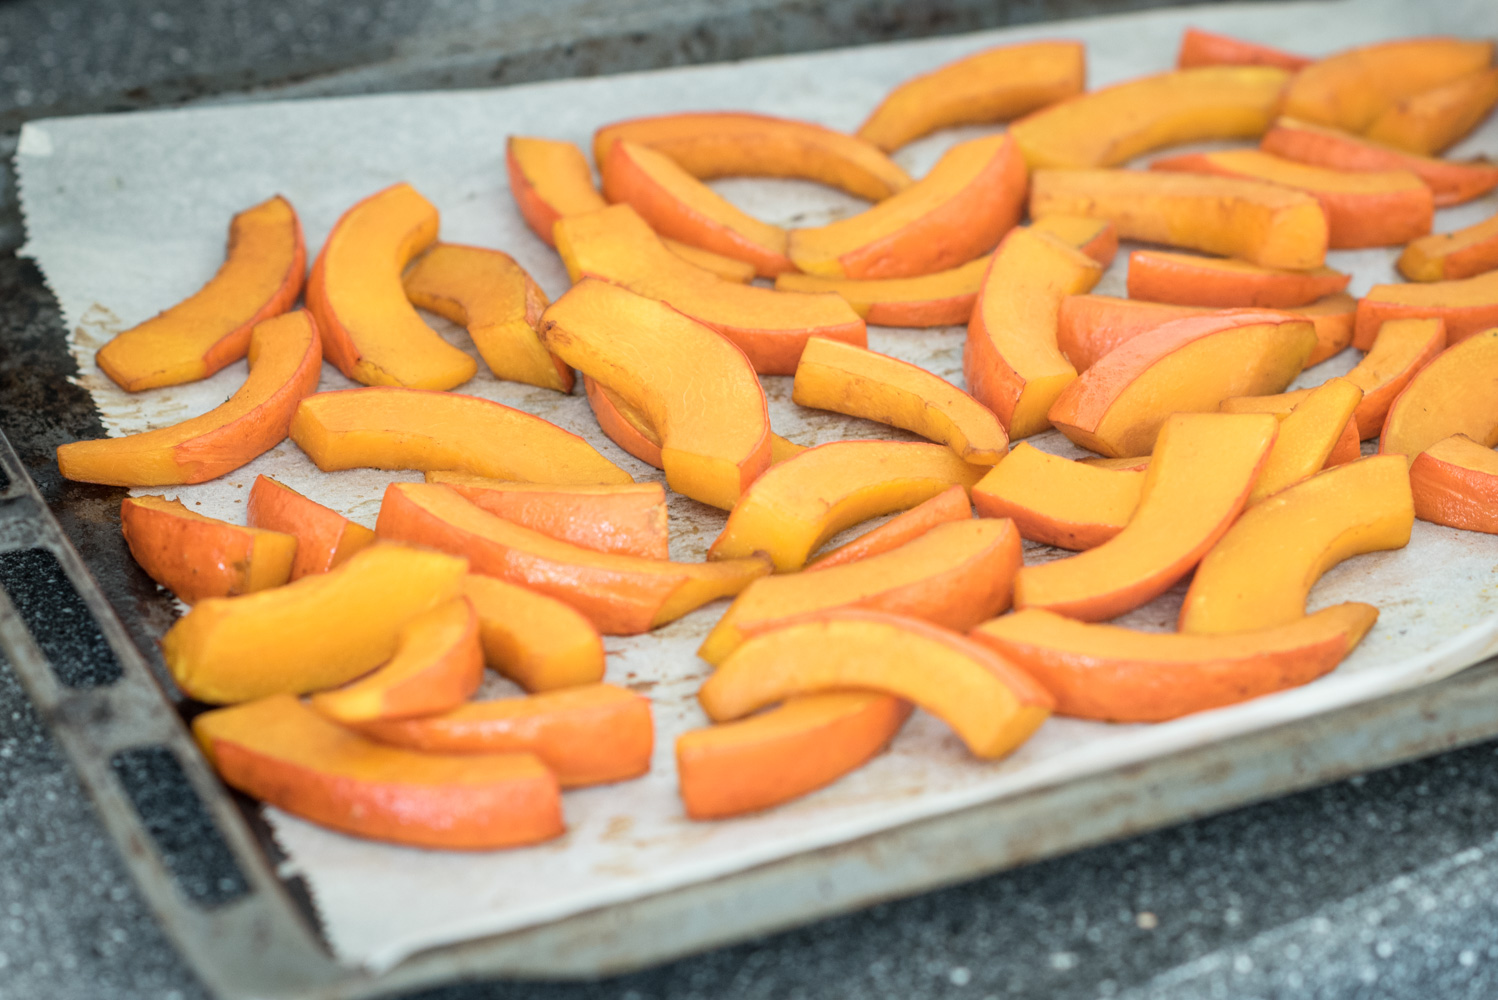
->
1380 329 1498 462
1364 67 1498 156
121 495 295 603
774 255 988 328
1014 412 1277 622
787 134 1027 280
1355 271 1498 350
593 112 911 202
557 204 865 375
1031 169 1327 270
1260 118 1498 207
1399 212 1498 283
677 693 910 819
1179 456 1414 634
699 611 1052 760
194 695 561 850
246 475 376 581
970 603 1376 722
1409 434 1498 534
163 543 468 704
1151 149 1432 249
700 519 1020 665
793 337 1008 464
402 243 571 392
964 227 1104 440
1247 378 1364 505
806 485 971 571
459 574 604 691
290 386 630 486
58 310 322 487
1049 311 1314 458
1282 37 1495 134
971 443 1144 551
707 440 988 573
1125 250 1350 309
378 483 769 635
1010 66 1290 169
357 684 652 788
1029 214 1119 267
310 598 483 724
97 195 305 392
307 183 476 390
1176 28 1310 71
539 279 770 510
660 240 757 282
856 40 1084 152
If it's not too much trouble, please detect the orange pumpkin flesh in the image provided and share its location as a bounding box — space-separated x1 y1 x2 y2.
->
1399 212 1498 282
1281 37 1494 134
459 574 604 692
120 495 295 603
1125 250 1350 309
1409 434 1498 534
773 255 990 328
246 475 376 581
1364 67 1498 156
1030 214 1119 267
1247 377 1364 504
1355 271 1498 350
1176 28 1310 71
1380 329 1498 462
972 443 1145 551
805 485 971 571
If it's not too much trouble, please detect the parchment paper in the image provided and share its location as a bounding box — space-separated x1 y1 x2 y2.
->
16 0 1498 971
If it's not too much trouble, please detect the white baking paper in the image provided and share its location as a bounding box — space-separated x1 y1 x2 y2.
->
16 0 1498 971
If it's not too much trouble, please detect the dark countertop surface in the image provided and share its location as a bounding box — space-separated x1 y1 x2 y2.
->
3 2 1498 998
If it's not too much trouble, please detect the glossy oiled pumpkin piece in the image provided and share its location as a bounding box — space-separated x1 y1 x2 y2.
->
97 195 305 392
774 255 990 328
971 443 1144 551
121 495 295 603
1281 37 1494 134
1399 212 1498 282
1354 271 1498 350
1176 28 1310 71
1364 68 1498 156
459 574 604 691
1409 434 1498 534
1125 250 1350 309
1247 378 1364 505
246 475 375 580
806 485 971 571
1029 214 1119 267
1380 329 1498 462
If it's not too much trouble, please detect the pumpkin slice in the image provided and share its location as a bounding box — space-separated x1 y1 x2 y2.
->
120 495 295 603
357 684 653 788
1176 28 1310 71
1409 434 1498 534
1125 250 1350 309
377 483 769 635
1282 37 1494 134
310 598 483 724
856 40 1085 152
245 476 375 581
1355 270 1498 350
677 693 911 819
1179 456 1414 634
459 574 604 691
793 337 1008 465
1151 149 1432 249
96 195 305 392
402 243 571 392
1399 211 1498 282
539 279 770 510
970 603 1376 722
1009 66 1290 169
1380 329 1498 462
1364 67 1498 156
707 440 987 573
58 310 322 487
1048 311 1315 458
1030 169 1328 270
699 611 1052 760
1014 412 1277 622
806 485 971 571
1030 214 1119 267
289 386 630 486
307 183 477 390
194 695 562 850
593 112 912 202
556 204 865 375
773 255 989 328
971 443 1145 551
700 519 1021 665
1247 378 1364 504
163 543 468 704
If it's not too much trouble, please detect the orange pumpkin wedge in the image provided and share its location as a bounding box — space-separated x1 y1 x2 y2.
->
1030 169 1328 270
1247 377 1364 505
310 598 484 724
1354 271 1498 350
707 440 987 573
1409 434 1498 534
1282 37 1495 134
970 603 1376 723
773 255 990 328
120 495 295 603
1380 329 1498 462
162 543 468 704
677 693 911 819
699 611 1052 760
194 695 562 850
58 310 322 487
459 574 604 691
593 112 912 202
1179 456 1414 634
539 279 770 510
245 475 375 581
699 518 1021 665
1029 214 1119 267
1009 66 1290 169
792 337 1008 465
806 485 971 571
856 40 1084 152
289 386 630 486
971 443 1145 551
1176 27 1310 71
1151 149 1432 249
377 483 769 635
307 183 477 390
357 684 653 788
1399 212 1498 283
1364 67 1498 156
402 243 572 392
1125 250 1349 309
96 195 305 392
1013 412 1277 622
556 204 865 375
786 134 1027 280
